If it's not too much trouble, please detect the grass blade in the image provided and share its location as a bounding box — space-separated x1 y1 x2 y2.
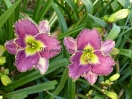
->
0 0 21 28
52 2 68 32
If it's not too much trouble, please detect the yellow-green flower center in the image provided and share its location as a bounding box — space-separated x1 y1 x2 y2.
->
80 45 99 65
25 36 45 55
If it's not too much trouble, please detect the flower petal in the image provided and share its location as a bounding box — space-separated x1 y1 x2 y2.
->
15 50 39 72
91 51 115 75
83 71 98 85
101 40 115 55
14 19 39 47
63 37 77 54
77 29 101 51
69 52 91 80
35 33 61 59
35 57 49 74
38 20 50 34
5 39 18 54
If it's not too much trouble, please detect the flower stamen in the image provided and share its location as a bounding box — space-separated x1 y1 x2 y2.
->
80 47 98 65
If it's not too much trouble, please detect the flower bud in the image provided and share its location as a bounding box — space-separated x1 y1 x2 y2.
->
104 90 117 99
1 74 11 86
0 96 3 99
107 15 116 23
0 45 5 56
108 9 129 23
103 15 108 22
3 69 9 75
0 56 6 65
109 73 120 82
104 80 110 84
113 9 129 19
110 48 119 55
89 90 93 95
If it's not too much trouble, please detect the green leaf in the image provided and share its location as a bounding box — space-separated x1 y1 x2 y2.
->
68 78 75 99
32 0 42 20
88 14 108 27
3 58 69 91
45 90 65 99
82 0 93 14
82 0 93 27
58 24 86 40
65 0 79 19
4 0 12 8
52 2 68 32
22 0 28 11
0 28 7 44
111 1 119 11
53 0 72 25
119 49 132 59
3 80 58 98
0 0 21 28
36 0 53 22
8 92 27 99
105 23 121 40
116 0 125 7
49 68 68 99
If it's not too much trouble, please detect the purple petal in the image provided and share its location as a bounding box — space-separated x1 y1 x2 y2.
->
5 39 18 54
63 37 77 54
83 71 98 85
77 29 101 51
15 50 39 72
91 51 115 75
14 19 39 47
35 57 49 74
35 33 61 59
68 52 91 80
101 40 115 55
38 20 50 34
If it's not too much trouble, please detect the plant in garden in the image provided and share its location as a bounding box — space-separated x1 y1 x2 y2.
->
0 0 132 99
0 45 6 65
104 9 130 23
5 19 61 74
64 29 115 85
0 45 11 86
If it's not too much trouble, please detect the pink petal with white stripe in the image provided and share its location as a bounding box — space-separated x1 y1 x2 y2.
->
35 57 49 74
38 20 50 34
84 71 98 85
63 37 77 54
101 40 115 55
5 39 18 54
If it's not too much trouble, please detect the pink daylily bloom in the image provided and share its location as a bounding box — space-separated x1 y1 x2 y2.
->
64 29 115 85
38 20 50 34
5 19 61 74
101 40 115 55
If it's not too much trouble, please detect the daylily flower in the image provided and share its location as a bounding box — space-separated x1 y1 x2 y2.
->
5 19 61 74
64 29 115 85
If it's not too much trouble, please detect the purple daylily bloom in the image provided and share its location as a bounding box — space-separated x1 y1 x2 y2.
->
64 29 115 85
5 19 61 74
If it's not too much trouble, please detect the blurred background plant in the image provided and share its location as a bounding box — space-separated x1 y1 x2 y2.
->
0 0 132 99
